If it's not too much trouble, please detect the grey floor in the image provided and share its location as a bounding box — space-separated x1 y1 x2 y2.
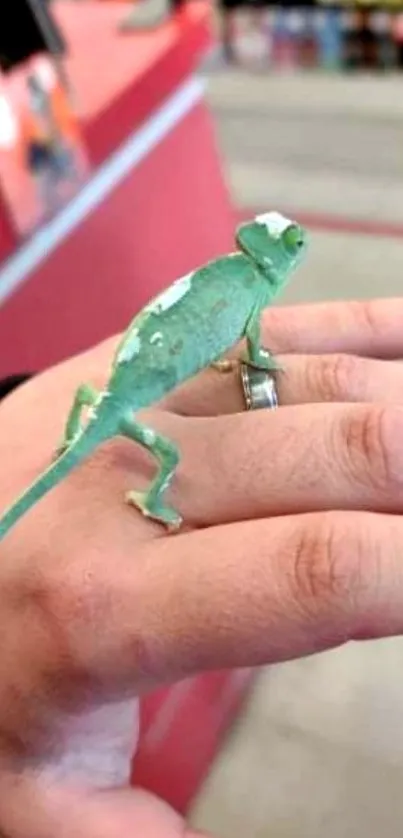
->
189 68 403 837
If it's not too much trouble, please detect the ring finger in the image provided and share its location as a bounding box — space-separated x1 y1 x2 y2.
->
163 353 403 417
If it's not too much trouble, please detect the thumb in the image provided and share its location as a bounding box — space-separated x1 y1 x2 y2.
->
0 781 213 838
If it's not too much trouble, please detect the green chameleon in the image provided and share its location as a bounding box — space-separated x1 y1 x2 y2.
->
0 211 307 540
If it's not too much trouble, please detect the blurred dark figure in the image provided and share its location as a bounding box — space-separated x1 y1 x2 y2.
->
23 72 80 219
0 375 32 401
0 0 65 73
359 10 378 69
393 12 403 68
342 9 378 70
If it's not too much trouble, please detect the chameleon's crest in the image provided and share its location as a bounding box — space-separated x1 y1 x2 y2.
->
235 211 307 289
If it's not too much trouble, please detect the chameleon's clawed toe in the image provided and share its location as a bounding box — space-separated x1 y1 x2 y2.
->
125 489 182 532
211 359 239 374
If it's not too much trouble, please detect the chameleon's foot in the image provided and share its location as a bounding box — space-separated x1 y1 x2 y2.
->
126 490 182 532
211 359 239 374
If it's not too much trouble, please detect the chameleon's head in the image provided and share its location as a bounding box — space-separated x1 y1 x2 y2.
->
235 211 307 292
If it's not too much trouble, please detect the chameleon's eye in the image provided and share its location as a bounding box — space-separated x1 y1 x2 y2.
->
283 225 304 253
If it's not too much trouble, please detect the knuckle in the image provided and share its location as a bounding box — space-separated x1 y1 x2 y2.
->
0 561 96 750
20 560 100 700
291 513 346 610
307 353 358 401
289 512 367 617
337 406 396 494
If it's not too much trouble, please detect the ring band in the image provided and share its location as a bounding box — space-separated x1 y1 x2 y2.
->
240 363 279 410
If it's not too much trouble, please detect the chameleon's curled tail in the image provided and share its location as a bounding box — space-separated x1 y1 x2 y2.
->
0 425 105 543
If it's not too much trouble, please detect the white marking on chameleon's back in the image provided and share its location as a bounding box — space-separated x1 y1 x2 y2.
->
116 328 141 363
145 272 193 315
150 331 164 346
255 212 293 238
115 272 193 365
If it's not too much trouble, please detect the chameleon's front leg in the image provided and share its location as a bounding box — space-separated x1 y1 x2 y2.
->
211 315 281 376
244 313 282 372
55 383 100 456
119 416 182 532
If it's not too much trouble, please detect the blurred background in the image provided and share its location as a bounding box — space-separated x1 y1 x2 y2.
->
204 1 403 314
1 1 403 836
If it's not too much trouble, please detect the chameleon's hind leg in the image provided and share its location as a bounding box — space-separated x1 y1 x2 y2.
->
55 383 100 456
119 416 182 532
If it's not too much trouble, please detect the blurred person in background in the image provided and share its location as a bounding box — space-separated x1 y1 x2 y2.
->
119 0 187 31
219 0 268 63
21 69 80 220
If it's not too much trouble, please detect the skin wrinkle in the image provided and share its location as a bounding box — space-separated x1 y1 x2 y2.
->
305 352 359 403
288 512 354 620
337 405 398 499
276 510 382 656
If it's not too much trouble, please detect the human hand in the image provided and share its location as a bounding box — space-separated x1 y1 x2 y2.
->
2 298 403 836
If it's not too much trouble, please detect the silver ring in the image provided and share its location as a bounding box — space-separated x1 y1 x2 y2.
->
240 363 279 410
